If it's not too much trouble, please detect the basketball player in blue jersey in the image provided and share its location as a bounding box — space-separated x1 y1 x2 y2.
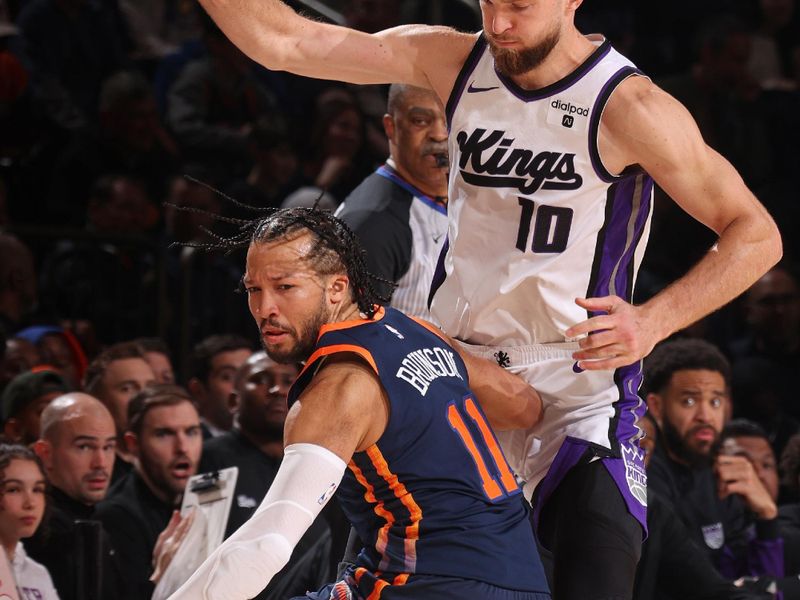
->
194 1 783 597
168 208 551 600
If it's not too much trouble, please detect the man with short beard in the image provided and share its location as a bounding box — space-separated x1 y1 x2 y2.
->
646 338 782 582
194 2 784 597
97 384 202 599
200 352 332 599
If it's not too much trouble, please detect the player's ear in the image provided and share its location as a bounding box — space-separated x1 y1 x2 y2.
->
646 392 663 426
383 113 396 142
124 431 140 457
327 274 351 305
33 440 53 470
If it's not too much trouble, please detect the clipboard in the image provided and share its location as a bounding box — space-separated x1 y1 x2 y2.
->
179 467 239 557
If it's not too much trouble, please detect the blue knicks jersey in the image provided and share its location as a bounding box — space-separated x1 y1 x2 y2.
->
287 307 548 596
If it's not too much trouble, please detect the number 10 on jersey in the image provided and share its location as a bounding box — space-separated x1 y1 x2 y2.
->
447 396 519 501
516 197 574 254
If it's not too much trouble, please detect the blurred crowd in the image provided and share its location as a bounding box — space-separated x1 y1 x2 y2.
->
0 0 799 598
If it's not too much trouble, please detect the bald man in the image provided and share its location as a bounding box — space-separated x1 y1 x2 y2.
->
28 393 127 600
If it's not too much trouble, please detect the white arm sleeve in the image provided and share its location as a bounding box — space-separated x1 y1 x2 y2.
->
167 443 347 600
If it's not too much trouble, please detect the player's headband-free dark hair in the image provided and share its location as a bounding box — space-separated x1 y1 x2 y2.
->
167 180 394 318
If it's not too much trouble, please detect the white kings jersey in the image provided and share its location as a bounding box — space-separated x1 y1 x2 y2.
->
429 34 654 346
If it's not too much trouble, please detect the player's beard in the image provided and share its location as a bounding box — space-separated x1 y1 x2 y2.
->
661 418 716 469
488 26 561 77
262 297 330 364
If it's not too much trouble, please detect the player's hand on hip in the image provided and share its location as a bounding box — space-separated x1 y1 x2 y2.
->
565 295 658 371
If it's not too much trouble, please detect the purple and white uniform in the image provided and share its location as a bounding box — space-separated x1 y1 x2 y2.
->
429 33 651 530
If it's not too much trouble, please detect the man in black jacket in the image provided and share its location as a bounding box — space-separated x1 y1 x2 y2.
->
645 338 783 581
29 392 126 600
97 383 202 598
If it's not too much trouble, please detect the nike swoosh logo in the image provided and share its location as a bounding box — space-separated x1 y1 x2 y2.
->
433 234 444 243
467 82 499 93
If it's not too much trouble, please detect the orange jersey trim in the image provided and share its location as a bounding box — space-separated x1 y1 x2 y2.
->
353 568 410 600
366 445 423 573
409 316 450 344
465 397 518 493
317 306 386 340
297 344 378 381
348 461 394 571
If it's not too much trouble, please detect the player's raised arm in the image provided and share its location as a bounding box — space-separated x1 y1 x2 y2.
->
197 0 474 97
568 76 782 370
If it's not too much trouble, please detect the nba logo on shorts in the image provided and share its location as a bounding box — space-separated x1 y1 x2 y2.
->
562 115 574 128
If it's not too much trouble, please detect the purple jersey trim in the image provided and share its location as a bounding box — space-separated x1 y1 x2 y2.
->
588 66 644 182
585 174 653 311
445 34 487 130
427 236 449 310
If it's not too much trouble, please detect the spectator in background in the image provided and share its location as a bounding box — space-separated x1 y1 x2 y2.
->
15 0 130 131
779 433 800 579
1 369 69 445
748 0 798 88
200 351 332 599
719 420 781 504
226 114 299 211
0 337 40 392
646 338 783 581
729 264 800 456
336 84 448 318
0 232 37 333
97 384 202 599
83 342 155 482
15 325 88 389
163 170 222 245
166 12 278 180
634 413 775 599
118 0 202 65
719 420 800 597
46 70 179 228
41 175 160 344
163 171 255 358
187 334 252 439
294 97 372 205
28 393 125 600
0 444 58 599
135 337 176 385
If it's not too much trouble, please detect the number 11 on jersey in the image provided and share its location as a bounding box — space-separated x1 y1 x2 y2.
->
447 396 519 501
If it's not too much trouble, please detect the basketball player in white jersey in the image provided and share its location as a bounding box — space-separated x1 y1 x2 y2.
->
194 1 783 597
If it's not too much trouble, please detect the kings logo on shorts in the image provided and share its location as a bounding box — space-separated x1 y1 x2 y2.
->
621 443 647 507
701 522 725 550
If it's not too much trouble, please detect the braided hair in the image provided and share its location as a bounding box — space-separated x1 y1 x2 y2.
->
167 179 394 319
250 208 393 318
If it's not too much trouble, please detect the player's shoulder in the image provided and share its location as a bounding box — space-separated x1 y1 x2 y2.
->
603 75 690 132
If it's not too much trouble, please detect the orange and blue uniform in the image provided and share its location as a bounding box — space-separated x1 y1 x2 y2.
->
288 307 550 600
